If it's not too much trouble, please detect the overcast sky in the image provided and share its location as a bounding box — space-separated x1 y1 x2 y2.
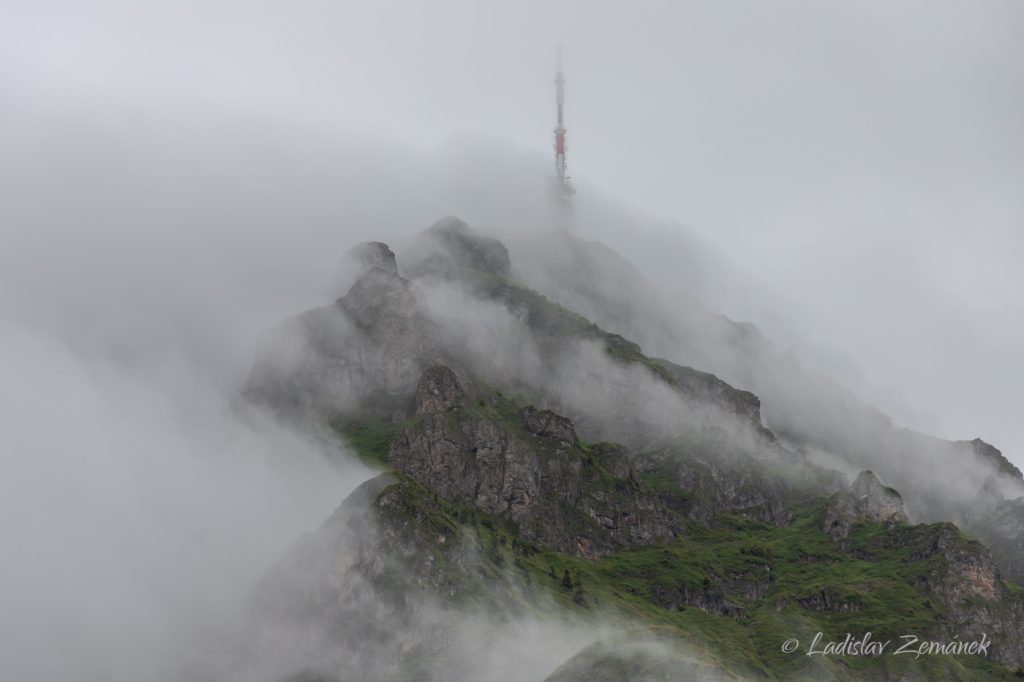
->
2 0 1023 466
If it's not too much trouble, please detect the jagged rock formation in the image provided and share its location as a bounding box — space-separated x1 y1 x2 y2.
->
960 438 1024 480
406 215 512 279
245 265 447 419
348 240 398 275
823 470 909 540
388 365 684 555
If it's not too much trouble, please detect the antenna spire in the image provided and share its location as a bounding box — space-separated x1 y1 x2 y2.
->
553 44 574 202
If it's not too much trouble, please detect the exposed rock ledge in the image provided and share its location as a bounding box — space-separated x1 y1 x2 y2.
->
823 470 909 540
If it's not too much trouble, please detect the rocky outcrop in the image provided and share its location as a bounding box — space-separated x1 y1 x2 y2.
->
957 438 1023 480
347 241 398 275
522 406 578 445
387 366 684 555
245 265 446 418
251 474 515 682
339 266 422 328
405 216 511 279
823 471 908 540
403 224 772 449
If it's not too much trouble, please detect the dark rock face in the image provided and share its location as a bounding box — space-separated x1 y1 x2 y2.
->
347 241 398 275
823 470 908 540
405 216 512 279
387 366 683 555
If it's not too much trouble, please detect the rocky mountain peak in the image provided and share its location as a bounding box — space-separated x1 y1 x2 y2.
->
405 215 512 279
339 266 424 329
348 240 398 275
960 437 1024 481
823 470 909 540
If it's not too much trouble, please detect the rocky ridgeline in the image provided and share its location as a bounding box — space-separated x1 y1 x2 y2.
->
244 216 1024 679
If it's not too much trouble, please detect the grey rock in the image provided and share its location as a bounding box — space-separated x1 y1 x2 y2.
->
388 367 683 555
823 470 908 540
405 216 511 279
522 406 578 445
245 266 446 418
348 241 398 275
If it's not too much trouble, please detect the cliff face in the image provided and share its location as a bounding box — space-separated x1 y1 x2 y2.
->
245 217 1024 681
388 365 684 556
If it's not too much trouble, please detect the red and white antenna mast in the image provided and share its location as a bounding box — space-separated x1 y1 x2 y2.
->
554 45 575 201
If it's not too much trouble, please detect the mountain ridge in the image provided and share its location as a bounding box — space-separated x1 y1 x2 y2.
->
242 216 1024 680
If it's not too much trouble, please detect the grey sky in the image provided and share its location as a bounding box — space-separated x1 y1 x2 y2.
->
2 0 1022 467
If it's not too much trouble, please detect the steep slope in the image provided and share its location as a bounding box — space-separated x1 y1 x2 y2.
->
501 226 1024 578
244 217 1024 680
252 393 1024 679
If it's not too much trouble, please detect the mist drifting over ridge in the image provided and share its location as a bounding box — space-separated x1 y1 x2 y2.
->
4 0 1023 464
3 1 1024 680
